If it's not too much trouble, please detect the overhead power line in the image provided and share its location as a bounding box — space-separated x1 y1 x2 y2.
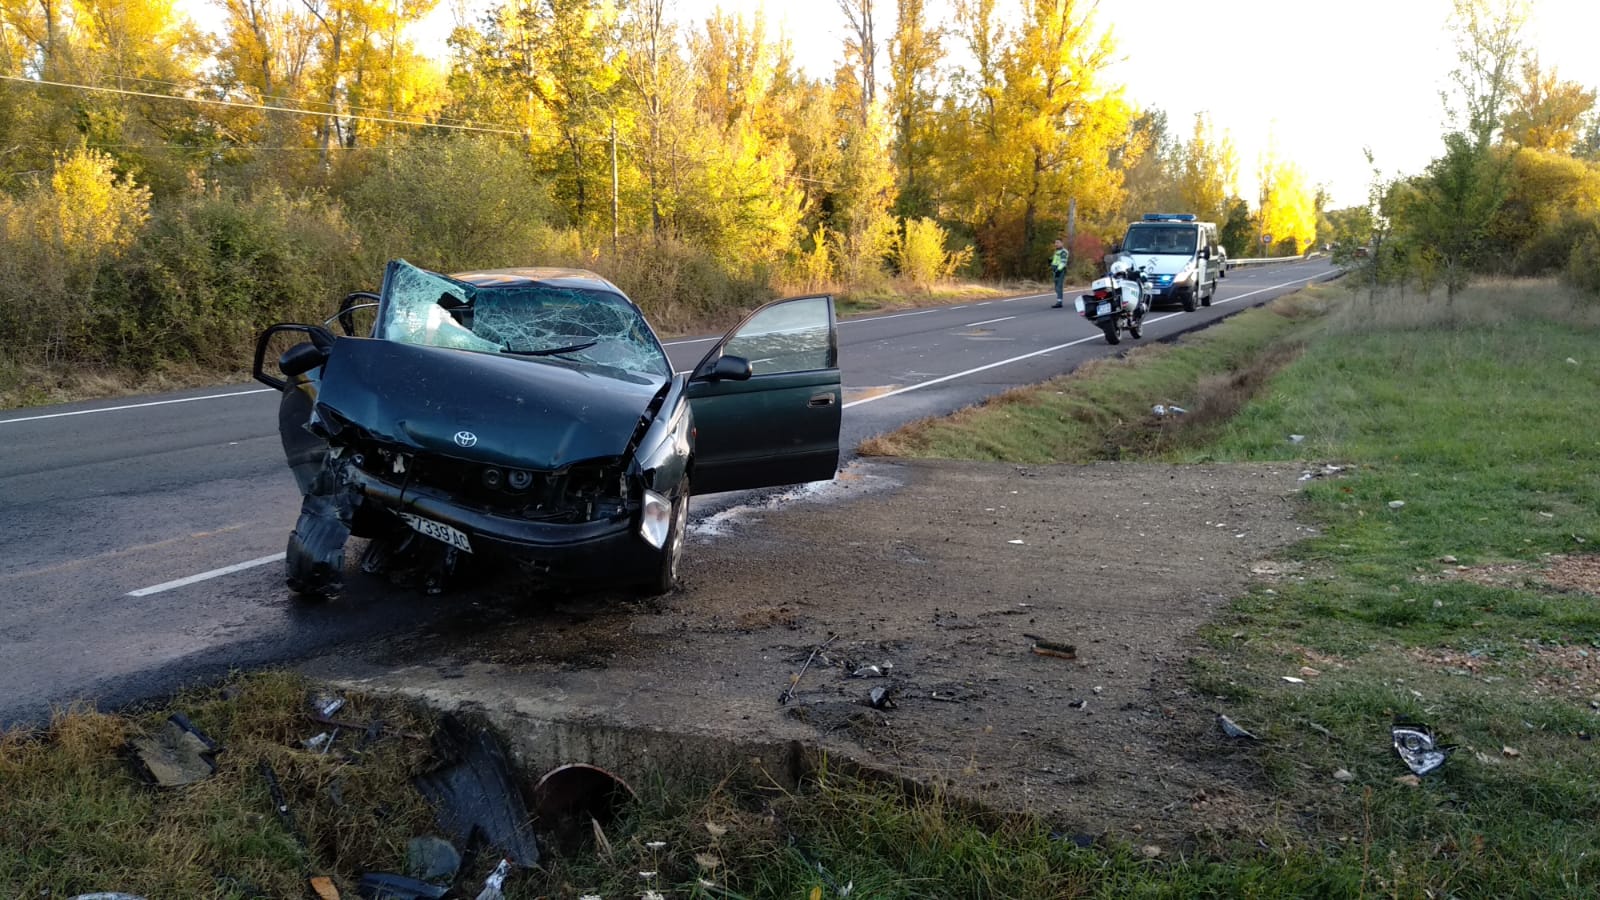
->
0 73 525 136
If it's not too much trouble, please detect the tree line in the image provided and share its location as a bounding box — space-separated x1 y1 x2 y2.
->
0 0 1320 375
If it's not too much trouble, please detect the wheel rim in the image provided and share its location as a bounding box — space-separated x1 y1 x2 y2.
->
665 494 689 582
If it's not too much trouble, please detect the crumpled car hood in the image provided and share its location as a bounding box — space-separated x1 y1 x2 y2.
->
313 337 665 469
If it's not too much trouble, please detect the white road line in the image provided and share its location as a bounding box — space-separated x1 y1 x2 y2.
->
963 316 1017 328
844 270 1333 410
127 552 286 597
0 388 275 425
842 309 939 325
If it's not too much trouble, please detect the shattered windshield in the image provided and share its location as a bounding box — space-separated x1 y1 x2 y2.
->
1123 224 1198 255
378 262 670 380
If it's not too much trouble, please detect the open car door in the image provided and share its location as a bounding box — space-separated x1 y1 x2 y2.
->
686 295 841 495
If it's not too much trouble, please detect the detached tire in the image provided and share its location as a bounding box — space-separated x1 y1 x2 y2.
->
641 481 690 596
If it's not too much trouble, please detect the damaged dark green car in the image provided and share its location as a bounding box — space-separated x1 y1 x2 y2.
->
252 260 842 598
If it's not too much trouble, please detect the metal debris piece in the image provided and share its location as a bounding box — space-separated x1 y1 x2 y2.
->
1332 768 1354 782
1217 715 1259 740
309 876 341 900
779 634 838 705
414 717 540 867
355 872 448 900
303 731 335 753
258 761 306 849
312 695 346 718
1289 434 1305 443
130 713 221 787
1392 723 1449 776
848 665 884 678
473 859 514 900
867 686 896 710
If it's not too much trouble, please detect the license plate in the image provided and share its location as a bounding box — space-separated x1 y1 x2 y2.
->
1097 302 1112 316
399 512 472 553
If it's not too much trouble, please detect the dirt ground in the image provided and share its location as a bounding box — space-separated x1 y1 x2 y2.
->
302 458 1317 842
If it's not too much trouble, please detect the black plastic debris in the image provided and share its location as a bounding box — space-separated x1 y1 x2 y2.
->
258 761 307 848
130 713 220 786
1217 715 1259 740
414 717 540 867
355 873 447 900
406 836 462 883
1392 722 1450 776
867 686 896 710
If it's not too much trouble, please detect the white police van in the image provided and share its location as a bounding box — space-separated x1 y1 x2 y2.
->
1115 214 1221 312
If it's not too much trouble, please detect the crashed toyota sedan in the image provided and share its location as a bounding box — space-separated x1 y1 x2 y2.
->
252 259 841 597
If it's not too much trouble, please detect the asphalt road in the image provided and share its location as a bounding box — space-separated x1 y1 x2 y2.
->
0 258 1337 727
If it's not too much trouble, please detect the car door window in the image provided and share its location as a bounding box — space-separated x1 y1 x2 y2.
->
721 296 834 375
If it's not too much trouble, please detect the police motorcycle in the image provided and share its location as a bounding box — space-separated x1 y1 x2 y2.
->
1075 256 1151 345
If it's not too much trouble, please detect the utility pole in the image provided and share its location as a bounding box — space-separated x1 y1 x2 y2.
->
610 118 620 257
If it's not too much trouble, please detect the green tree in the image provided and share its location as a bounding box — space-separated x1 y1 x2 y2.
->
1502 55 1596 153
886 0 940 219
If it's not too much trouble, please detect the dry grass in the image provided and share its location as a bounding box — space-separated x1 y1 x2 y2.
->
0 356 253 411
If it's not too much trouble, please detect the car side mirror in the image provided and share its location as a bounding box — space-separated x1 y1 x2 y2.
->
705 354 753 381
1199 247 1210 259
280 341 330 377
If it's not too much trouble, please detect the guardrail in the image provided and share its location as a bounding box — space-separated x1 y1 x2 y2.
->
1228 252 1323 267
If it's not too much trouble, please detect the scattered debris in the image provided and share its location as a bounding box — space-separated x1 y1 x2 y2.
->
312 694 347 718
130 713 220 787
303 731 336 753
406 836 461 883
1299 666 1321 678
309 876 341 900
1567 357 1579 365
1501 745 1522 759
867 686 896 710
1439 555 1459 564
1288 434 1305 443
1007 539 1026 545
1392 723 1450 776
1140 844 1162 859
355 872 448 900
780 634 838 705
848 665 886 678
1281 676 1306 684
1388 500 1406 510
1070 699 1089 710
414 717 540 867
1332 768 1354 782
1217 715 1259 740
472 859 514 900
1394 774 1422 787
1298 463 1347 482
258 761 305 848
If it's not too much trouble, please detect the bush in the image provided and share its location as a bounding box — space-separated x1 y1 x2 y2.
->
597 235 773 332
895 217 969 289
127 187 363 367
1567 229 1600 297
341 135 556 273
0 149 151 364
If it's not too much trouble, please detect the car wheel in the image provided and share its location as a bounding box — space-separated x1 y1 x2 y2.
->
1181 289 1196 312
1201 280 1213 307
641 481 690 596
1129 316 1143 339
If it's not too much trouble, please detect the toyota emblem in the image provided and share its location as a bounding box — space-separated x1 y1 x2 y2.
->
453 430 478 448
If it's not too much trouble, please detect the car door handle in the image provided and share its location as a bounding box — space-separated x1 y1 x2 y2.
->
809 393 836 407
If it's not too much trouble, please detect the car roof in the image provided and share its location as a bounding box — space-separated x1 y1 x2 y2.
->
448 267 624 295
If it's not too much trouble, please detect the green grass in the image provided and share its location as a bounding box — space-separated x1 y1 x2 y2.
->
864 276 1600 896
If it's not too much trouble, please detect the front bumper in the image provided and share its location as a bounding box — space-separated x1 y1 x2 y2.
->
347 467 662 582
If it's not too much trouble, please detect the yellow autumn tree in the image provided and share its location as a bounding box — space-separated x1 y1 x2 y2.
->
1257 154 1317 255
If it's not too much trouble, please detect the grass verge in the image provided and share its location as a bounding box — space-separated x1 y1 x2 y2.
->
864 276 1600 896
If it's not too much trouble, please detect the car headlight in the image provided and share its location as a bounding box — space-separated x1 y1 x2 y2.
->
640 489 672 549
1176 265 1195 282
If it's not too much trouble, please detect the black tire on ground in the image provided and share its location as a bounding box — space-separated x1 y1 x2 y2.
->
1129 315 1143 339
640 480 690 596
1102 322 1121 345
1181 289 1197 312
